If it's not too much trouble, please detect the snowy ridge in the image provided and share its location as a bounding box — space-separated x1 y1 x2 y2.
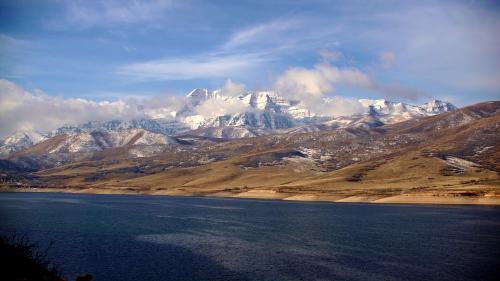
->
0 131 48 157
53 119 188 136
46 129 178 154
0 87 456 155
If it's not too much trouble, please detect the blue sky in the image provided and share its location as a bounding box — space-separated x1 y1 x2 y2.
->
1 0 499 105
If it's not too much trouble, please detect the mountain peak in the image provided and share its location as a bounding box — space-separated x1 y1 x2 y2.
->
422 99 457 113
0 130 48 157
0 89 460 156
186 88 209 98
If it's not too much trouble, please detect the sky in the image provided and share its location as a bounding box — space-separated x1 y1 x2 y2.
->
0 0 499 136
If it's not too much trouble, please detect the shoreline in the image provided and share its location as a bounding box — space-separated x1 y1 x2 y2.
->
1 187 499 206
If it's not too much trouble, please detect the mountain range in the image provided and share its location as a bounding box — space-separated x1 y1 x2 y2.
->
1 89 498 205
0 88 456 156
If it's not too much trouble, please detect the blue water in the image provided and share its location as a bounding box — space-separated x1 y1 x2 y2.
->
0 192 499 281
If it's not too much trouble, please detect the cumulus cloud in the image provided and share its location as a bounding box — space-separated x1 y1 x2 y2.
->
220 79 246 97
274 60 429 115
194 98 250 119
0 80 182 137
316 97 366 117
0 79 254 136
141 95 185 118
275 63 374 99
193 79 250 118
274 62 374 116
275 67 330 99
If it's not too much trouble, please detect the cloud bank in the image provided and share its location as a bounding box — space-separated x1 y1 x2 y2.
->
274 63 371 116
194 98 250 119
0 79 252 137
219 79 246 97
0 80 182 137
273 60 426 116
194 79 249 118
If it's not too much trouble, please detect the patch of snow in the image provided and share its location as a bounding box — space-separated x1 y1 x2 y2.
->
445 156 481 169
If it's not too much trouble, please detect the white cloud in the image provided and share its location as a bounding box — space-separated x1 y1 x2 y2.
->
220 79 246 97
274 61 428 115
275 63 374 100
275 67 332 99
193 80 249 118
0 79 258 137
117 54 266 81
0 80 182 137
317 97 365 117
0 79 252 136
194 98 250 119
274 63 373 116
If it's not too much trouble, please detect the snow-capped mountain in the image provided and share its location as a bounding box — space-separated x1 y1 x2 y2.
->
0 120 187 157
53 119 188 136
359 99 457 124
176 88 308 130
176 89 455 131
174 89 455 137
0 131 48 157
0 88 456 156
57 129 178 153
18 129 179 155
422 99 457 113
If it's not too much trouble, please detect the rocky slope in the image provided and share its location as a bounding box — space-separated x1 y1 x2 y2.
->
0 101 498 204
0 88 456 156
0 131 48 157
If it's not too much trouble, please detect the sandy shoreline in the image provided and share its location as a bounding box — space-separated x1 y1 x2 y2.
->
1 187 499 206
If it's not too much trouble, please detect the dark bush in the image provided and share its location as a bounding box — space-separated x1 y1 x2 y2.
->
0 235 63 281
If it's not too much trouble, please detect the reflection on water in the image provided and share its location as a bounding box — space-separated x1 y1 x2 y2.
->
0 192 499 281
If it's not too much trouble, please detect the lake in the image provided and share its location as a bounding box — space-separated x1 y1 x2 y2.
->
0 192 499 281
